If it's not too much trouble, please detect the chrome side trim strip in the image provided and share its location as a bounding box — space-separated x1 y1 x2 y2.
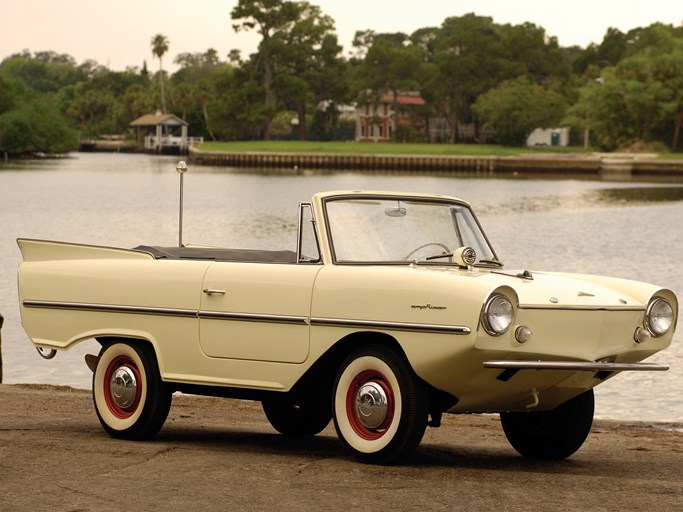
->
23 300 310 326
23 300 197 318
310 317 471 335
518 304 645 312
23 300 468 333
198 311 309 325
483 360 669 372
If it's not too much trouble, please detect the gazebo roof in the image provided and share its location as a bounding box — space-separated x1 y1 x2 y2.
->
130 113 188 127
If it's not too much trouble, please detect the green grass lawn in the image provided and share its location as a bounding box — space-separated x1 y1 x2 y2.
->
657 152 683 160
197 140 589 157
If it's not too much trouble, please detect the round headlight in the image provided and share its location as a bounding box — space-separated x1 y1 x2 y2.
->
646 298 673 337
482 294 513 336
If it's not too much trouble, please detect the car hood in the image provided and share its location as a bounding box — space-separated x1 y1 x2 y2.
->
444 266 659 309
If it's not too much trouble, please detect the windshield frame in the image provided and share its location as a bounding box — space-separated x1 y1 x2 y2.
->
321 193 500 267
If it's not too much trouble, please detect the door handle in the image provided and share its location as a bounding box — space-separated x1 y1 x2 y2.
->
203 289 226 295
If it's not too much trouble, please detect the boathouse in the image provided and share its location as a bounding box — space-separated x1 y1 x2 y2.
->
356 92 427 142
130 112 203 154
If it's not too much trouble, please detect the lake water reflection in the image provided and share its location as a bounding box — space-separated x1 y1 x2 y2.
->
1 153 682 422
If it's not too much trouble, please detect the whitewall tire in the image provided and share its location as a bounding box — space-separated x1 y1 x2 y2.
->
333 345 427 464
92 341 171 440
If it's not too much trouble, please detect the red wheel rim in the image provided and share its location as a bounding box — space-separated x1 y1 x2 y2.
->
345 369 395 440
103 355 143 419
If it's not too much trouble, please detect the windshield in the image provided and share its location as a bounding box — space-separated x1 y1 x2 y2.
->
324 196 498 265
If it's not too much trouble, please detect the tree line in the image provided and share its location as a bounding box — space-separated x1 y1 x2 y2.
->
1 0 682 156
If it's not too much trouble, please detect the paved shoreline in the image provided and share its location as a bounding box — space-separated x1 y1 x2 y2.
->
1 383 681 511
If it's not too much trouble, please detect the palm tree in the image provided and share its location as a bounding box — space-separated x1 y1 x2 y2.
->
151 34 169 113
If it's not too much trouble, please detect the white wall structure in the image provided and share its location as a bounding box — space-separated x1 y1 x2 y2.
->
526 127 570 147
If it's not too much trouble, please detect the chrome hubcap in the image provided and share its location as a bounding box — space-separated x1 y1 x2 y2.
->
110 366 138 409
355 382 388 429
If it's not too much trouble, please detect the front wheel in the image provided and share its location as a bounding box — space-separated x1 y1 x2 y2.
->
93 341 172 440
333 345 428 465
500 389 595 459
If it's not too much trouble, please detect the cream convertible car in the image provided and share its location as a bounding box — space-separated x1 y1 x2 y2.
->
18 191 677 464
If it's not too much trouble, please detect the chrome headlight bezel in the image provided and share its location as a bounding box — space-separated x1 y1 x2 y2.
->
481 293 514 336
645 297 674 337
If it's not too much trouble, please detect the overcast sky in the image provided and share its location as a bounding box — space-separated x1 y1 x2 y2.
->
2 0 681 71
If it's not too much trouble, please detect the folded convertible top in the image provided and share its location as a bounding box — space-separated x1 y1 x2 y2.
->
134 245 298 264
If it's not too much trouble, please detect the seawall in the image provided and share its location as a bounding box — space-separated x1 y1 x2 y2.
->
189 147 683 177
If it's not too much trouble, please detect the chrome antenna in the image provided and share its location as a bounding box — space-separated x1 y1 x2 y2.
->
176 160 188 247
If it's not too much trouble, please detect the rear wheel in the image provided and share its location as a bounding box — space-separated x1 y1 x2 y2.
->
333 345 428 465
262 400 332 436
92 341 172 440
500 389 594 459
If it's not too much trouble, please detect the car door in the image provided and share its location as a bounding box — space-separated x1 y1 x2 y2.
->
199 261 321 363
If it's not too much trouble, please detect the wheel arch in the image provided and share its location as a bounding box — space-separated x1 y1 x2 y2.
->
95 334 165 377
291 331 457 416
289 331 400 403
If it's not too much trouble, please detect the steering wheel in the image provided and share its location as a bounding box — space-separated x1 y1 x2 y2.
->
404 242 451 261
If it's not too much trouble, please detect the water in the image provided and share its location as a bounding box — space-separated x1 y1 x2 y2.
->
1 153 682 422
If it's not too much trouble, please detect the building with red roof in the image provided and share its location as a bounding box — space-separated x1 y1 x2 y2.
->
356 91 428 142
